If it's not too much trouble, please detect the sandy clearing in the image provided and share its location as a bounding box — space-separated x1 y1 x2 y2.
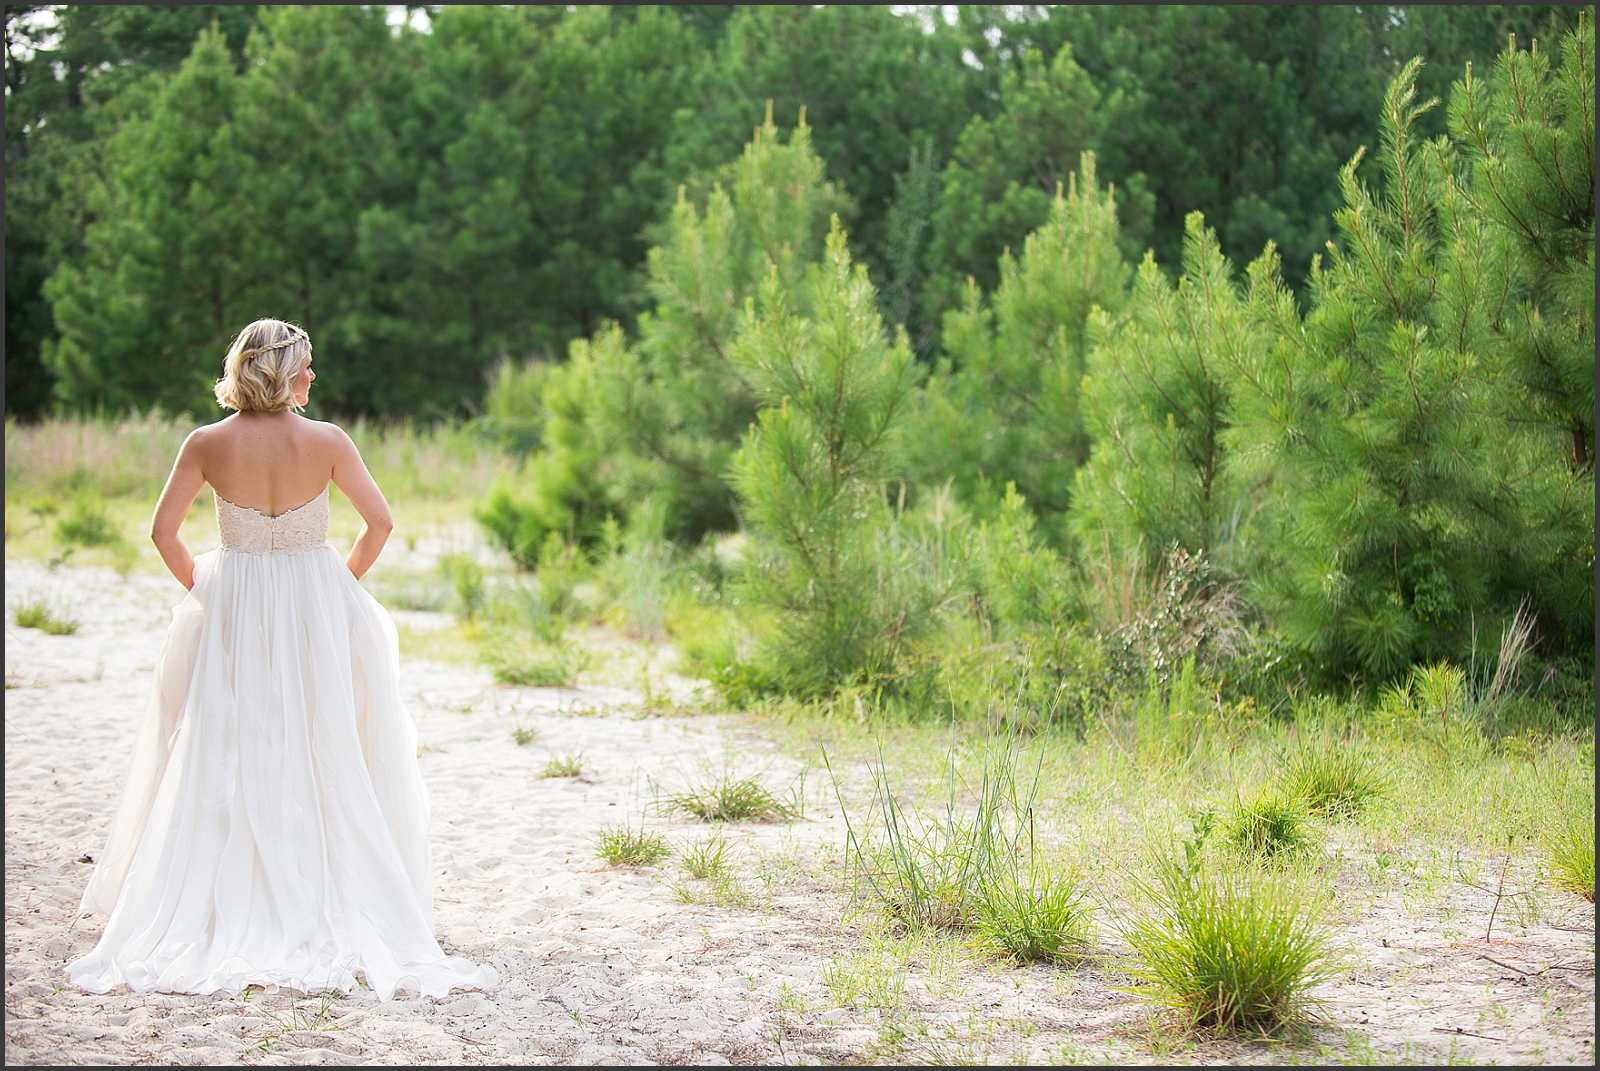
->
4 560 1593 1065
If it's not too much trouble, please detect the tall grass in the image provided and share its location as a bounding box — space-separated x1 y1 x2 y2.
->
828 705 1047 930
1120 855 1339 1034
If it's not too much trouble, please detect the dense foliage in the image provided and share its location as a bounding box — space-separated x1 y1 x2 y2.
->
6 6 1591 690
8 5 1585 417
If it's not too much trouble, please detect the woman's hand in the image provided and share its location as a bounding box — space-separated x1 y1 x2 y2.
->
150 432 207 590
329 428 394 580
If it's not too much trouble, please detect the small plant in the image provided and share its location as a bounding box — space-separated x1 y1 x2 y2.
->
976 870 1094 964
11 599 80 635
595 825 670 867
1120 855 1339 1034
1546 807 1595 902
438 553 486 620
482 635 587 687
680 833 731 879
55 496 120 548
1226 791 1312 858
664 774 798 823
1275 742 1388 817
511 722 538 746
541 751 585 778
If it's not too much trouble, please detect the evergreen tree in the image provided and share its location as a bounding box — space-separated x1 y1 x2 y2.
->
478 111 848 562
728 220 922 695
917 154 1128 539
1070 213 1281 575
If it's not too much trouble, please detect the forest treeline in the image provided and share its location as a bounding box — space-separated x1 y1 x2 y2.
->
479 16 1592 692
5 4 1586 417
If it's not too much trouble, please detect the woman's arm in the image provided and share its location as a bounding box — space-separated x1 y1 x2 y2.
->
150 432 208 590
329 427 394 580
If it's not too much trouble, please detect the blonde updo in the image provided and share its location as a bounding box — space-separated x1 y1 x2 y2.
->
213 319 311 412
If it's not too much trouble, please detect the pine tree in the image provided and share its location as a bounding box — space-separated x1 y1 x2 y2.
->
1069 213 1282 576
917 153 1128 537
1448 19 1595 648
727 220 922 695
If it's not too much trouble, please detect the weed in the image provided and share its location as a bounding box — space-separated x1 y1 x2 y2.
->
1545 806 1595 901
663 773 798 823
595 825 670 867
11 599 79 635
1276 742 1388 817
680 833 732 879
541 751 585 778
511 723 538 746
975 870 1094 964
1120 854 1339 1034
1226 790 1313 858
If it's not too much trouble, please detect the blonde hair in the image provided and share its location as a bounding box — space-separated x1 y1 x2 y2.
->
213 319 311 412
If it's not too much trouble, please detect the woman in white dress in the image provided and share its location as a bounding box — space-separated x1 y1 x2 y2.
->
69 319 497 1001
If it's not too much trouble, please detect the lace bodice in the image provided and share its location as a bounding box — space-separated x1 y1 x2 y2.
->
215 488 331 555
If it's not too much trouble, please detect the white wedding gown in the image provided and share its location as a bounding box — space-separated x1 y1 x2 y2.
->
69 488 497 1000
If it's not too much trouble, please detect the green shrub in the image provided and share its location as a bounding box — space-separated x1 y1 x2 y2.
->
1546 807 1595 902
438 553 486 620
481 634 587 687
976 871 1094 964
1121 856 1339 1034
55 496 120 548
595 826 670 868
1226 791 1312 859
663 774 798 823
11 599 80 635
541 752 585 779
1276 742 1388 817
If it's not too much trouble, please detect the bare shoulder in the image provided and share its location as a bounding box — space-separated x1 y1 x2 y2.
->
297 416 360 459
179 415 235 456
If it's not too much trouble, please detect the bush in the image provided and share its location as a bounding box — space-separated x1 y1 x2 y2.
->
481 634 587 687
1226 791 1313 859
1121 855 1339 1034
976 870 1094 964
1275 742 1388 817
1546 806 1595 902
55 495 120 548
595 825 670 868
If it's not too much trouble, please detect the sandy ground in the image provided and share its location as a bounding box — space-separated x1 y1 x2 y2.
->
5 560 1594 1065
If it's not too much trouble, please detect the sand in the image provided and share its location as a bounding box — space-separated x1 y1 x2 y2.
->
5 560 1594 1065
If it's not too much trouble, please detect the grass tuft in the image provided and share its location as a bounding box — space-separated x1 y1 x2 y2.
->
1121 855 1339 1034
541 752 585 778
595 825 669 867
12 599 80 635
511 723 538 746
1226 791 1312 858
1546 806 1595 901
663 774 798 823
1276 742 1388 817
976 871 1094 964
482 635 587 687
680 833 732 879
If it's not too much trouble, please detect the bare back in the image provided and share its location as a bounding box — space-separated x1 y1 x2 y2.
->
195 411 343 515
150 410 394 588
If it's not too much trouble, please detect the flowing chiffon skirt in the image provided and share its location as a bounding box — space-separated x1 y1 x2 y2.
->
68 539 497 1000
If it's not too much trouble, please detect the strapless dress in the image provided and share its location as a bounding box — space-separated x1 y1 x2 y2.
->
68 487 497 1000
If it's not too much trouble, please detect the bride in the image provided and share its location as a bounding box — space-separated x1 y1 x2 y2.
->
68 319 497 1001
